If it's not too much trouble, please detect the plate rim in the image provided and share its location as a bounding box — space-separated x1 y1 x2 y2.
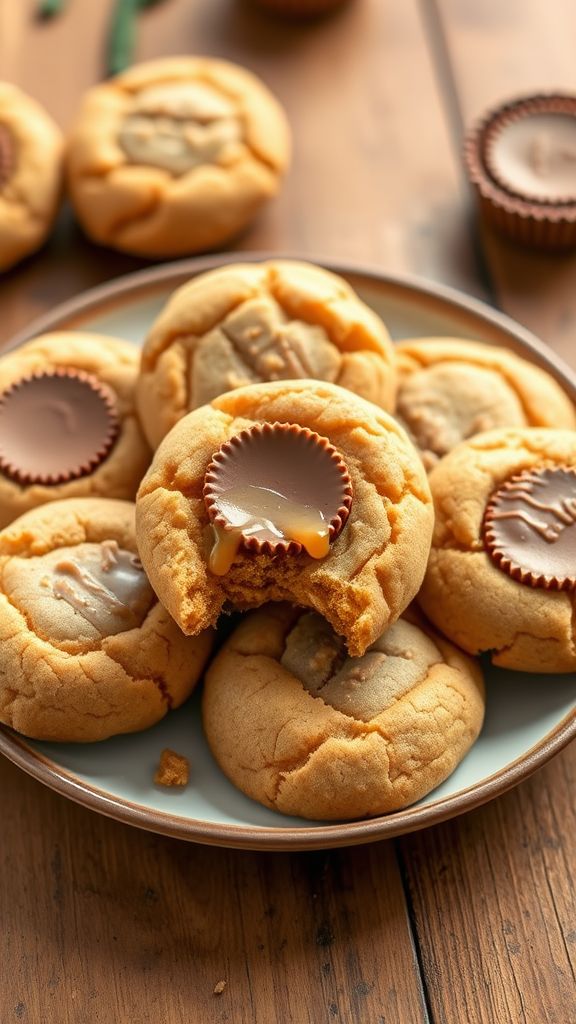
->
1 705 574 851
1 252 575 851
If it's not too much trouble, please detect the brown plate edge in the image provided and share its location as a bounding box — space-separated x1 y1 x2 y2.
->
1 709 573 851
0 251 574 851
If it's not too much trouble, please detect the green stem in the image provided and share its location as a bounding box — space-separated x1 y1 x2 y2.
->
107 0 167 76
37 0 67 18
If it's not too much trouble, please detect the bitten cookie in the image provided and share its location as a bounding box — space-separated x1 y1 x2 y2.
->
395 338 576 469
0 332 151 528
419 427 576 672
137 259 396 449
203 604 485 821
66 57 290 257
0 498 213 741
0 82 63 271
136 379 433 657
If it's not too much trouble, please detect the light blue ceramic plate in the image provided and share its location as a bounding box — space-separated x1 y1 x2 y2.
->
1 255 574 851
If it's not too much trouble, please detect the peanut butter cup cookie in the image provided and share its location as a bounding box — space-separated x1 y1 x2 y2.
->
395 338 576 470
136 379 433 657
0 332 150 528
66 57 290 257
0 83 63 271
203 604 484 820
0 499 213 741
137 260 396 449
419 427 576 671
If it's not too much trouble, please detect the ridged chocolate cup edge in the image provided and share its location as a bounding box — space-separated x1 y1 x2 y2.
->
203 421 353 557
0 368 121 486
463 93 576 250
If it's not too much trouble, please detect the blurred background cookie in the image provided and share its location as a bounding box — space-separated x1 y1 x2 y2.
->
65 56 290 257
136 379 432 656
395 337 576 470
0 82 63 272
137 260 396 448
0 498 213 741
203 604 485 820
419 427 576 672
0 332 150 527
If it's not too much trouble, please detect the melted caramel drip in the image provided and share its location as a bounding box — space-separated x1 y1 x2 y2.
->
209 484 331 576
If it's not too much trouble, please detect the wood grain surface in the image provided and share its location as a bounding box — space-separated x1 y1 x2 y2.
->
0 1 574 1022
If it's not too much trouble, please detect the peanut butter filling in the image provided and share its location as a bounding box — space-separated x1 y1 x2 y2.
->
396 363 525 467
119 81 242 175
3 541 154 643
281 612 442 721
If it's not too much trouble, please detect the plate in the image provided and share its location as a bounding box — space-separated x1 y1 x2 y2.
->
1 254 575 851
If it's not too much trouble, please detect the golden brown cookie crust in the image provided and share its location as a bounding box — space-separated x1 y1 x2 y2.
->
65 57 290 257
202 604 485 821
137 260 396 449
419 427 576 671
154 748 190 787
136 379 433 656
0 498 213 741
395 338 576 469
0 332 151 528
0 83 63 271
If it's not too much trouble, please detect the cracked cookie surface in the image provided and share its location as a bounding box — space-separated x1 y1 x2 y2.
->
395 338 576 470
202 604 485 820
0 498 213 741
0 82 63 271
65 56 290 257
0 332 151 528
137 259 396 449
419 427 576 671
136 379 433 657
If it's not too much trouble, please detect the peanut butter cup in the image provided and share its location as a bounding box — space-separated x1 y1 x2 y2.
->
0 369 120 485
0 123 15 188
464 94 576 249
203 422 353 576
483 466 576 589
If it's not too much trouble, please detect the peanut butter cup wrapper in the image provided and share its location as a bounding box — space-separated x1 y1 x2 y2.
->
483 466 576 590
0 369 120 486
464 94 576 250
204 421 353 558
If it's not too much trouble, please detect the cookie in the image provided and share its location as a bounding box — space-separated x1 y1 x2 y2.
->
202 604 484 820
136 379 433 657
65 57 290 257
154 749 190 787
419 427 576 672
0 82 63 271
395 337 576 469
137 259 396 449
0 332 151 528
0 498 213 741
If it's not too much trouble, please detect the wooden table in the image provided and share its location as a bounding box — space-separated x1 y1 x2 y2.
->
1 2 575 1021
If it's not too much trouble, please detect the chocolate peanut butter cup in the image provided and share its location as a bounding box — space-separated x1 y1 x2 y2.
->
464 94 576 249
203 422 353 576
483 466 576 590
0 369 120 485
0 123 15 188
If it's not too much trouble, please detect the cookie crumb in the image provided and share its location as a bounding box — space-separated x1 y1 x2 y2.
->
154 749 189 787
213 980 227 995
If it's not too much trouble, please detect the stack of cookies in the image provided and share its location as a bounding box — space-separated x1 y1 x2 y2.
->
1 259 574 822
